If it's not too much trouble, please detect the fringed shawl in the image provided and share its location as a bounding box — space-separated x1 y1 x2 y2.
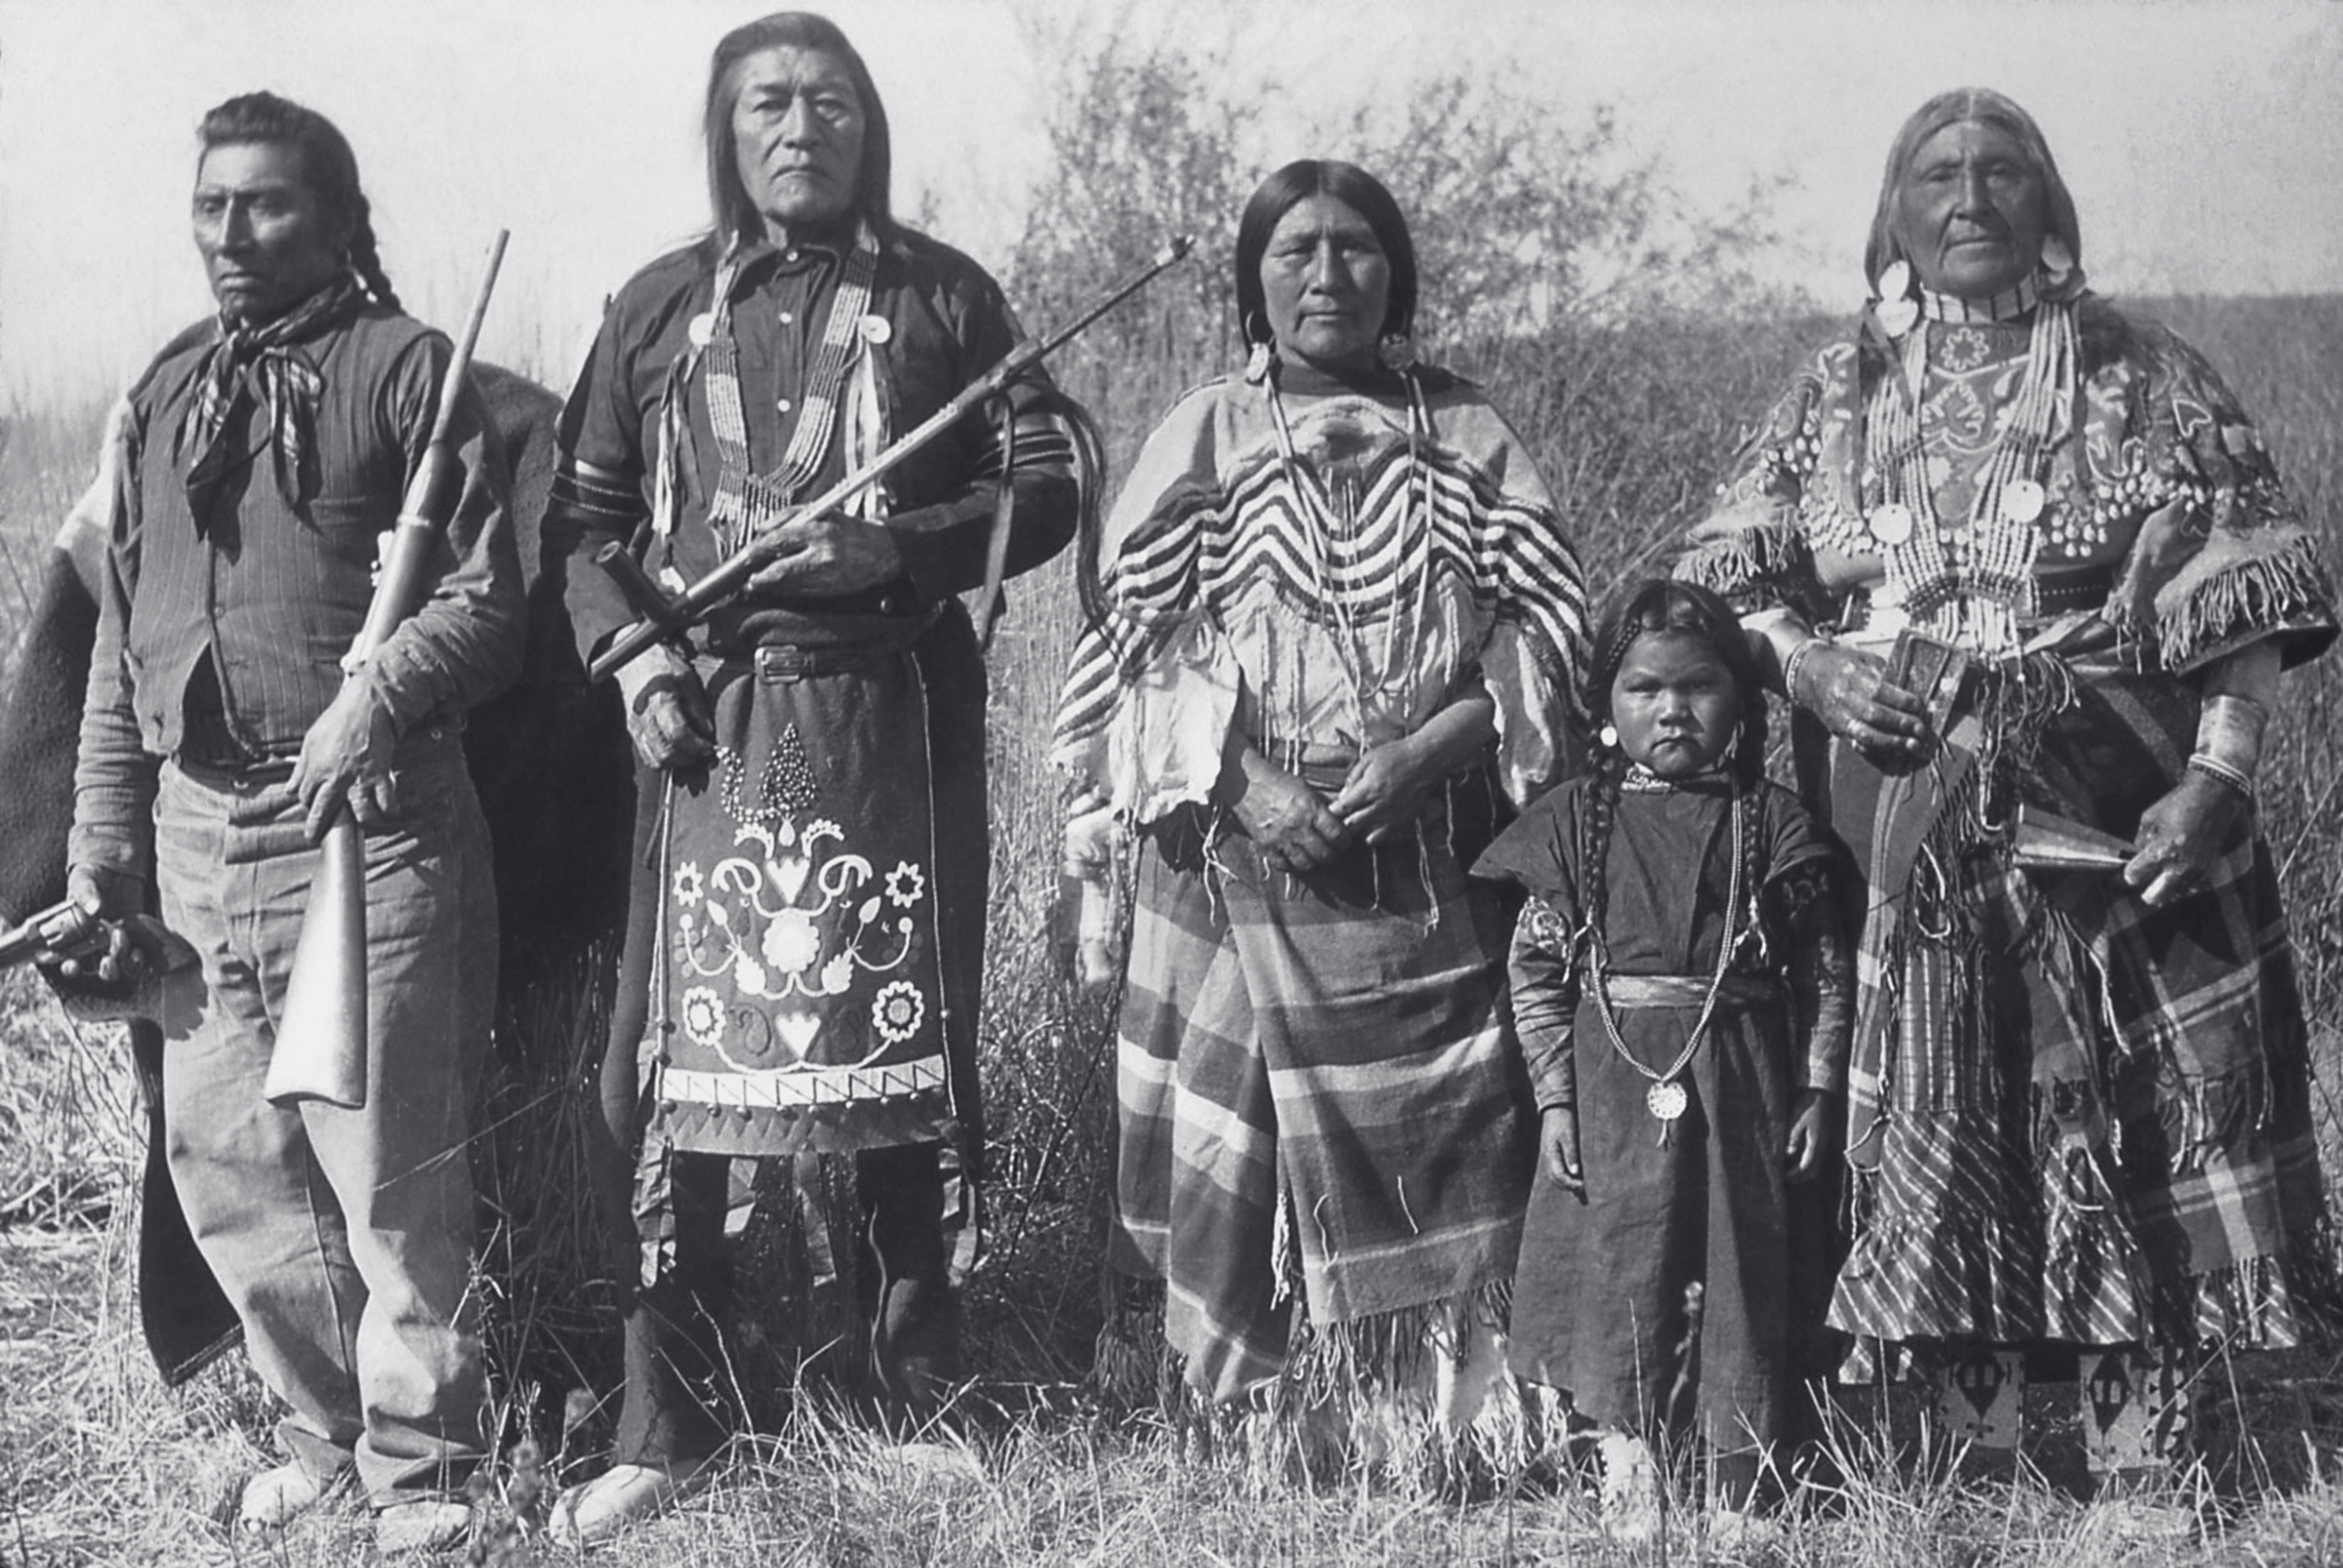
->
1678 296 2335 669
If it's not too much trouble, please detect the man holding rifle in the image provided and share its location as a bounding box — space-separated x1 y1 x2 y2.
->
544 10 1085 1543
62 93 520 1553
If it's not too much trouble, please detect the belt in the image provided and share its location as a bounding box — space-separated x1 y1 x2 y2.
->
171 755 296 792
170 719 459 791
1589 972 1781 1010
2032 566 2117 616
706 604 944 682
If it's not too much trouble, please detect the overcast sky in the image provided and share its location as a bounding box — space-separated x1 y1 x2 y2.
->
3 0 2338 405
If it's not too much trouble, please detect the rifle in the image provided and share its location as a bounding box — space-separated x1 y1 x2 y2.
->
267 232 509 1110
587 234 1195 681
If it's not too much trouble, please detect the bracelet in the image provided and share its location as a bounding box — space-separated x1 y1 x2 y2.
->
1781 635 1830 707
2195 693 2268 779
2188 752 2255 801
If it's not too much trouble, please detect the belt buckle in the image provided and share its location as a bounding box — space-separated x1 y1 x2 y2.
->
755 644 810 683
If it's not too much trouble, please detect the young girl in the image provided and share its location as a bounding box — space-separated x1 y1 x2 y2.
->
1475 579 1853 1531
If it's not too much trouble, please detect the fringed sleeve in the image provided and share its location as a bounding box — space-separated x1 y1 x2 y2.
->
1048 385 1242 823
2100 322 2338 673
1675 346 1865 627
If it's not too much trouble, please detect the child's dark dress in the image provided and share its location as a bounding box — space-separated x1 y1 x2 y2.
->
1475 771 1852 1451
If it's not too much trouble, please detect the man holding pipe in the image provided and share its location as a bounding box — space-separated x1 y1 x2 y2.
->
62 92 520 1553
543 10 1083 1544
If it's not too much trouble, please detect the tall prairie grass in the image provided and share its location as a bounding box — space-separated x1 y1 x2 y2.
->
3 33 2342 1567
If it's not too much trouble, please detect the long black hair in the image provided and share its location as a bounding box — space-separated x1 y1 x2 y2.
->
196 91 397 309
1584 577 1767 789
1232 159 1418 353
1575 577 1767 964
702 11 893 250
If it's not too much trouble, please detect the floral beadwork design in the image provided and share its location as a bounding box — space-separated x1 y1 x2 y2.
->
872 979 925 1044
670 792 932 1071
680 986 727 1048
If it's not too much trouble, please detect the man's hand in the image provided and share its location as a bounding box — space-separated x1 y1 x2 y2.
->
743 512 903 597
1228 749 1351 874
293 678 399 842
1786 1087 1835 1181
50 864 147 985
1790 641 1931 764
1541 1104 1585 1200
2123 769 2245 909
612 643 717 771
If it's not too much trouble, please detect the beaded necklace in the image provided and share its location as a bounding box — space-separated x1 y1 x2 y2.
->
663 224 883 557
1862 286 2077 656
1583 773 1749 1145
1262 364 1435 711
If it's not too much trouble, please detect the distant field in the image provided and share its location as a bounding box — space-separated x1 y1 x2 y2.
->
2 293 2340 1564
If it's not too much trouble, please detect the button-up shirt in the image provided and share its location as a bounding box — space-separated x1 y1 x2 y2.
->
71 306 524 877
551 224 1078 656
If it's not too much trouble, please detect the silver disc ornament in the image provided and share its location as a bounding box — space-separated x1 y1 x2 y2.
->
1868 502 1915 547
1646 1079 1689 1123
2002 479 2047 523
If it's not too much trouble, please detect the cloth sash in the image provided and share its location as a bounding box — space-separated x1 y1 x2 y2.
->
174 276 367 521
1595 972 1781 1010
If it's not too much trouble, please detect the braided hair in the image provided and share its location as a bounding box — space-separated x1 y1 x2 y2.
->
196 92 399 310
1575 578 1768 969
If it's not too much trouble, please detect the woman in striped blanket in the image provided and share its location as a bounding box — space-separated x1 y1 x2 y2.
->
1051 160 1587 1479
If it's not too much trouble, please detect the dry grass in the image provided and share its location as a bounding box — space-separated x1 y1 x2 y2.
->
4 291 2343 1563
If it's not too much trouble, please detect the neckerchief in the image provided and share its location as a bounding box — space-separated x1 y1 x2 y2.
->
175 275 366 525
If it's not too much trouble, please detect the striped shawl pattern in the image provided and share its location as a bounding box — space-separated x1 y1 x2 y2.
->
1113 799 1531 1405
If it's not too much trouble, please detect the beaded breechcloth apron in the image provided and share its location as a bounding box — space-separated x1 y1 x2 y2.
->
638 624 954 1176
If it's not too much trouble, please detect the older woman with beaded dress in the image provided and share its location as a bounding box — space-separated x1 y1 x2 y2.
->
1052 160 1587 1475
1678 88 2337 1485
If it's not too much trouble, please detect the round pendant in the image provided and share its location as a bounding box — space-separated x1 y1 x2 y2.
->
1875 260 1911 301
858 312 893 345
1646 1080 1688 1123
1874 297 1919 339
687 311 715 349
1868 502 1914 547
2003 479 2047 524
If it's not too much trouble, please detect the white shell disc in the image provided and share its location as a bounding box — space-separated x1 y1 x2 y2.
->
1646 1080 1689 1122
1876 260 1911 301
687 311 715 349
2003 479 2047 523
1875 298 1919 338
859 312 893 345
1868 502 1915 547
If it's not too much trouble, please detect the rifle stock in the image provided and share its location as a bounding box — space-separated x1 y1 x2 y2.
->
588 233 1194 682
267 232 508 1110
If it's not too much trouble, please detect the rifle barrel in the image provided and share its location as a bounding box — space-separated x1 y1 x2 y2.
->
588 233 1195 683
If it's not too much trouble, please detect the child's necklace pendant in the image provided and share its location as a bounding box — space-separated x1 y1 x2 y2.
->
1646 1080 1688 1122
